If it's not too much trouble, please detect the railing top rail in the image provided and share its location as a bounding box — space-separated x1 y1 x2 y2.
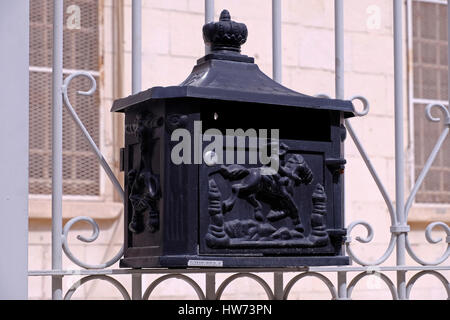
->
28 265 450 277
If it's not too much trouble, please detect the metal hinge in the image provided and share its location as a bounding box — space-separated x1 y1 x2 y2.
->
120 148 125 172
326 158 346 175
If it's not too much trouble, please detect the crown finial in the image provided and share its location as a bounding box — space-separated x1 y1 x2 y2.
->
202 9 248 53
219 9 230 21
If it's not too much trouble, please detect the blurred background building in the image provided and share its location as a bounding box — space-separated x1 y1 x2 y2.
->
26 0 449 299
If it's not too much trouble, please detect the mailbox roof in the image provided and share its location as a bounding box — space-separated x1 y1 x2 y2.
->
111 56 355 117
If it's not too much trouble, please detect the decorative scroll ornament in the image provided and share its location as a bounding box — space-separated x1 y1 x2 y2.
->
404 103 450 266
62 71 124 200
61 71 125 269
406 222 450 266
339 96 450 267
62 216 124 269
318 93 398 266
425 103 450 125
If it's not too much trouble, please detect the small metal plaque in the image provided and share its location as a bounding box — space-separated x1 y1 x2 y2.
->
188 260 223 267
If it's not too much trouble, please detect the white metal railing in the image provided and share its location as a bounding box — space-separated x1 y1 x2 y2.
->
27 0 450 300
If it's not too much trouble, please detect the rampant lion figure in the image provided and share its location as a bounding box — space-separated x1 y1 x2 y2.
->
127 112 162 234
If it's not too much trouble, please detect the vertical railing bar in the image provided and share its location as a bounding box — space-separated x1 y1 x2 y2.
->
273 272 284 300
51 0 64 301
0 0 29 299
271 10 283 294
406 0 416 202
132 0 142 94
272 1 282 294
205 0 214 54
132 274 142 300
272 0 282 83
394 0 407 300
337 271 349 300
447 0 450 132
205 273 216 300
335 0 348 299
334 0 344 100
131 0 142 300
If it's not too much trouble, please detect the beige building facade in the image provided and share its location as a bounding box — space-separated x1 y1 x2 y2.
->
28 0 450 299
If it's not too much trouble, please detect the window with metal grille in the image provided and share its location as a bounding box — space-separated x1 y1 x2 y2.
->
29 0 101 196
411 0 450 203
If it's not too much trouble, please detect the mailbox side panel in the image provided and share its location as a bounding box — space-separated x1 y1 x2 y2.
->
162 100 200 256
120 101 165 267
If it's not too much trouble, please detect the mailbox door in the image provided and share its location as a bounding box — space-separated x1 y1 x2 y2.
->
199 138 341 256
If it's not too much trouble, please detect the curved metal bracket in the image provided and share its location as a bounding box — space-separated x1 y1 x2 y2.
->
60 72 125 269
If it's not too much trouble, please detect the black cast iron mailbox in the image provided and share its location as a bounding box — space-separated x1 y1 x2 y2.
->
112 10 355 268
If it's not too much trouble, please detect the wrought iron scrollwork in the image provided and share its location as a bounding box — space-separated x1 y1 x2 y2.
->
142 274 206 300
405 222 450 266
425 103 450 124
347 271 398 300
345 220 397 266
406 270 450 300
316 94 450 268
316 95 450 268
61 72 125 269
404 103 450 266
283 272 337 300
62 216 124 269
317 93 398 266
64 275 131 300
215 273 274 300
